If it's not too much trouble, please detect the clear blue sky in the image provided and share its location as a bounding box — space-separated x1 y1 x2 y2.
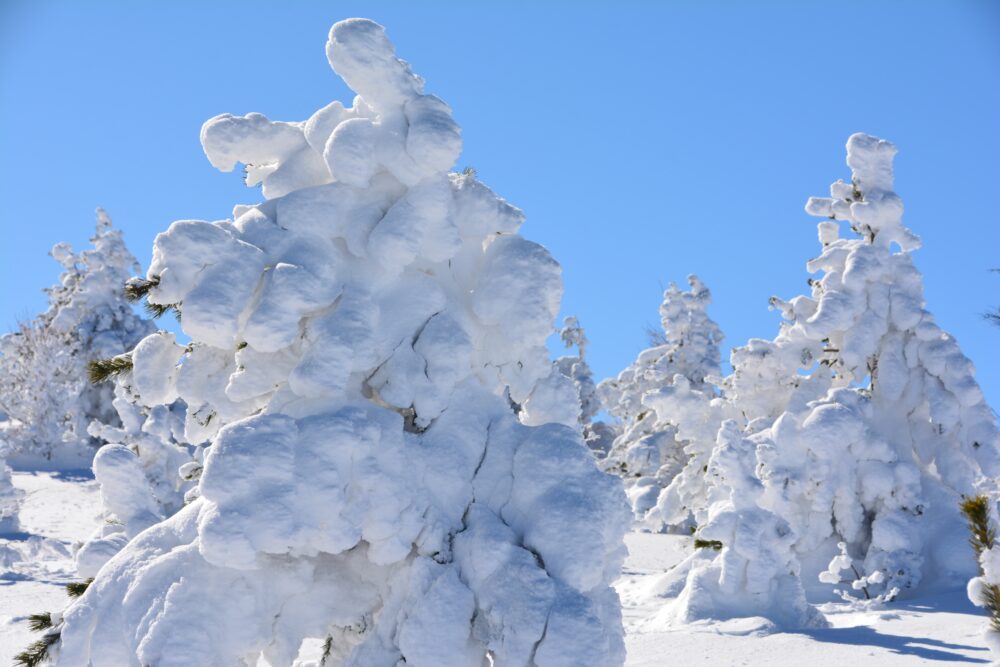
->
2 1 998 409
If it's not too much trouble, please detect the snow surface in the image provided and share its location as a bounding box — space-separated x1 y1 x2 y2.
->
0 471 100 666
1 472 993 666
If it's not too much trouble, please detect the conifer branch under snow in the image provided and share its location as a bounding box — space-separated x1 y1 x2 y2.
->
14 632 59 667
962 496 1000 635
26 613 53 632
65 579 94 598
87 356 133 384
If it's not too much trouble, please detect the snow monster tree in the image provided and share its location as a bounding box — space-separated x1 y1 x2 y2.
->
599 276 724 521
672 134 1000 627
51 19 628 667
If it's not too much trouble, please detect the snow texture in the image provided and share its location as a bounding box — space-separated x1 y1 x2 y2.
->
53 19 628 667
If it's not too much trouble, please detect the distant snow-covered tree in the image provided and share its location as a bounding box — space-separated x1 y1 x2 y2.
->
672 133 1000 628
0 210 154 465
555 316 600 428
598 276 724 520
550 316 618 455
48 19 628 667
0 455 21 533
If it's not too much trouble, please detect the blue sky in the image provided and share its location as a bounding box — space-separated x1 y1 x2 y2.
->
2 1 998 408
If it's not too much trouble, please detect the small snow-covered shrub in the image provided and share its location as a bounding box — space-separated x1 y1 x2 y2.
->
52 19 628 667
599 276 724 521
0 211 154 465
962 495 1000 659
669 421 824 628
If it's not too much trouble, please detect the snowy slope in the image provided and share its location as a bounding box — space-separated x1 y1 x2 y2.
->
0 471 101 666
619 532 991 666
0 472 991 665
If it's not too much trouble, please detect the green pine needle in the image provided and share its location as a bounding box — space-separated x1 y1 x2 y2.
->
143 301 182 321
961 495 996 558
87 356 133 384
26 613 52 632
960 495 1000 634
66 578 94 598
694 538 723 551
14 632 59 667
123 276 160 303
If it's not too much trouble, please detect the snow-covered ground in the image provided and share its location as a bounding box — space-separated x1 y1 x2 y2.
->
620 532 991 666
0 470 101 665
0 471 991 666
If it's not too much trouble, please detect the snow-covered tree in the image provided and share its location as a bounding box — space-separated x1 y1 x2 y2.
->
672 133 1000 627
75 374 194 578
668 420 823 628
0 210 154 465
550 316 616 454
554 316 600 428
598 276 724 520
0 455 21 533
48 19 628 667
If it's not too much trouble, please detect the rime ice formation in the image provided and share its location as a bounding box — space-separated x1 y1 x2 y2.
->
545 316 608 449
0 211 154 464
668 421 823 628
78 379 193 578
671 134 1000 627
53 19 628 667
598 276 724 520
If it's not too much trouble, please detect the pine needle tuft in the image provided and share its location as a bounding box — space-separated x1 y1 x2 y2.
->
961 495 1000 633
123 276 160 302
14 632 59 667
694 538 723 551
961 495 996 558
87 356 133 383
27 613 52 632
66 578 94 598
